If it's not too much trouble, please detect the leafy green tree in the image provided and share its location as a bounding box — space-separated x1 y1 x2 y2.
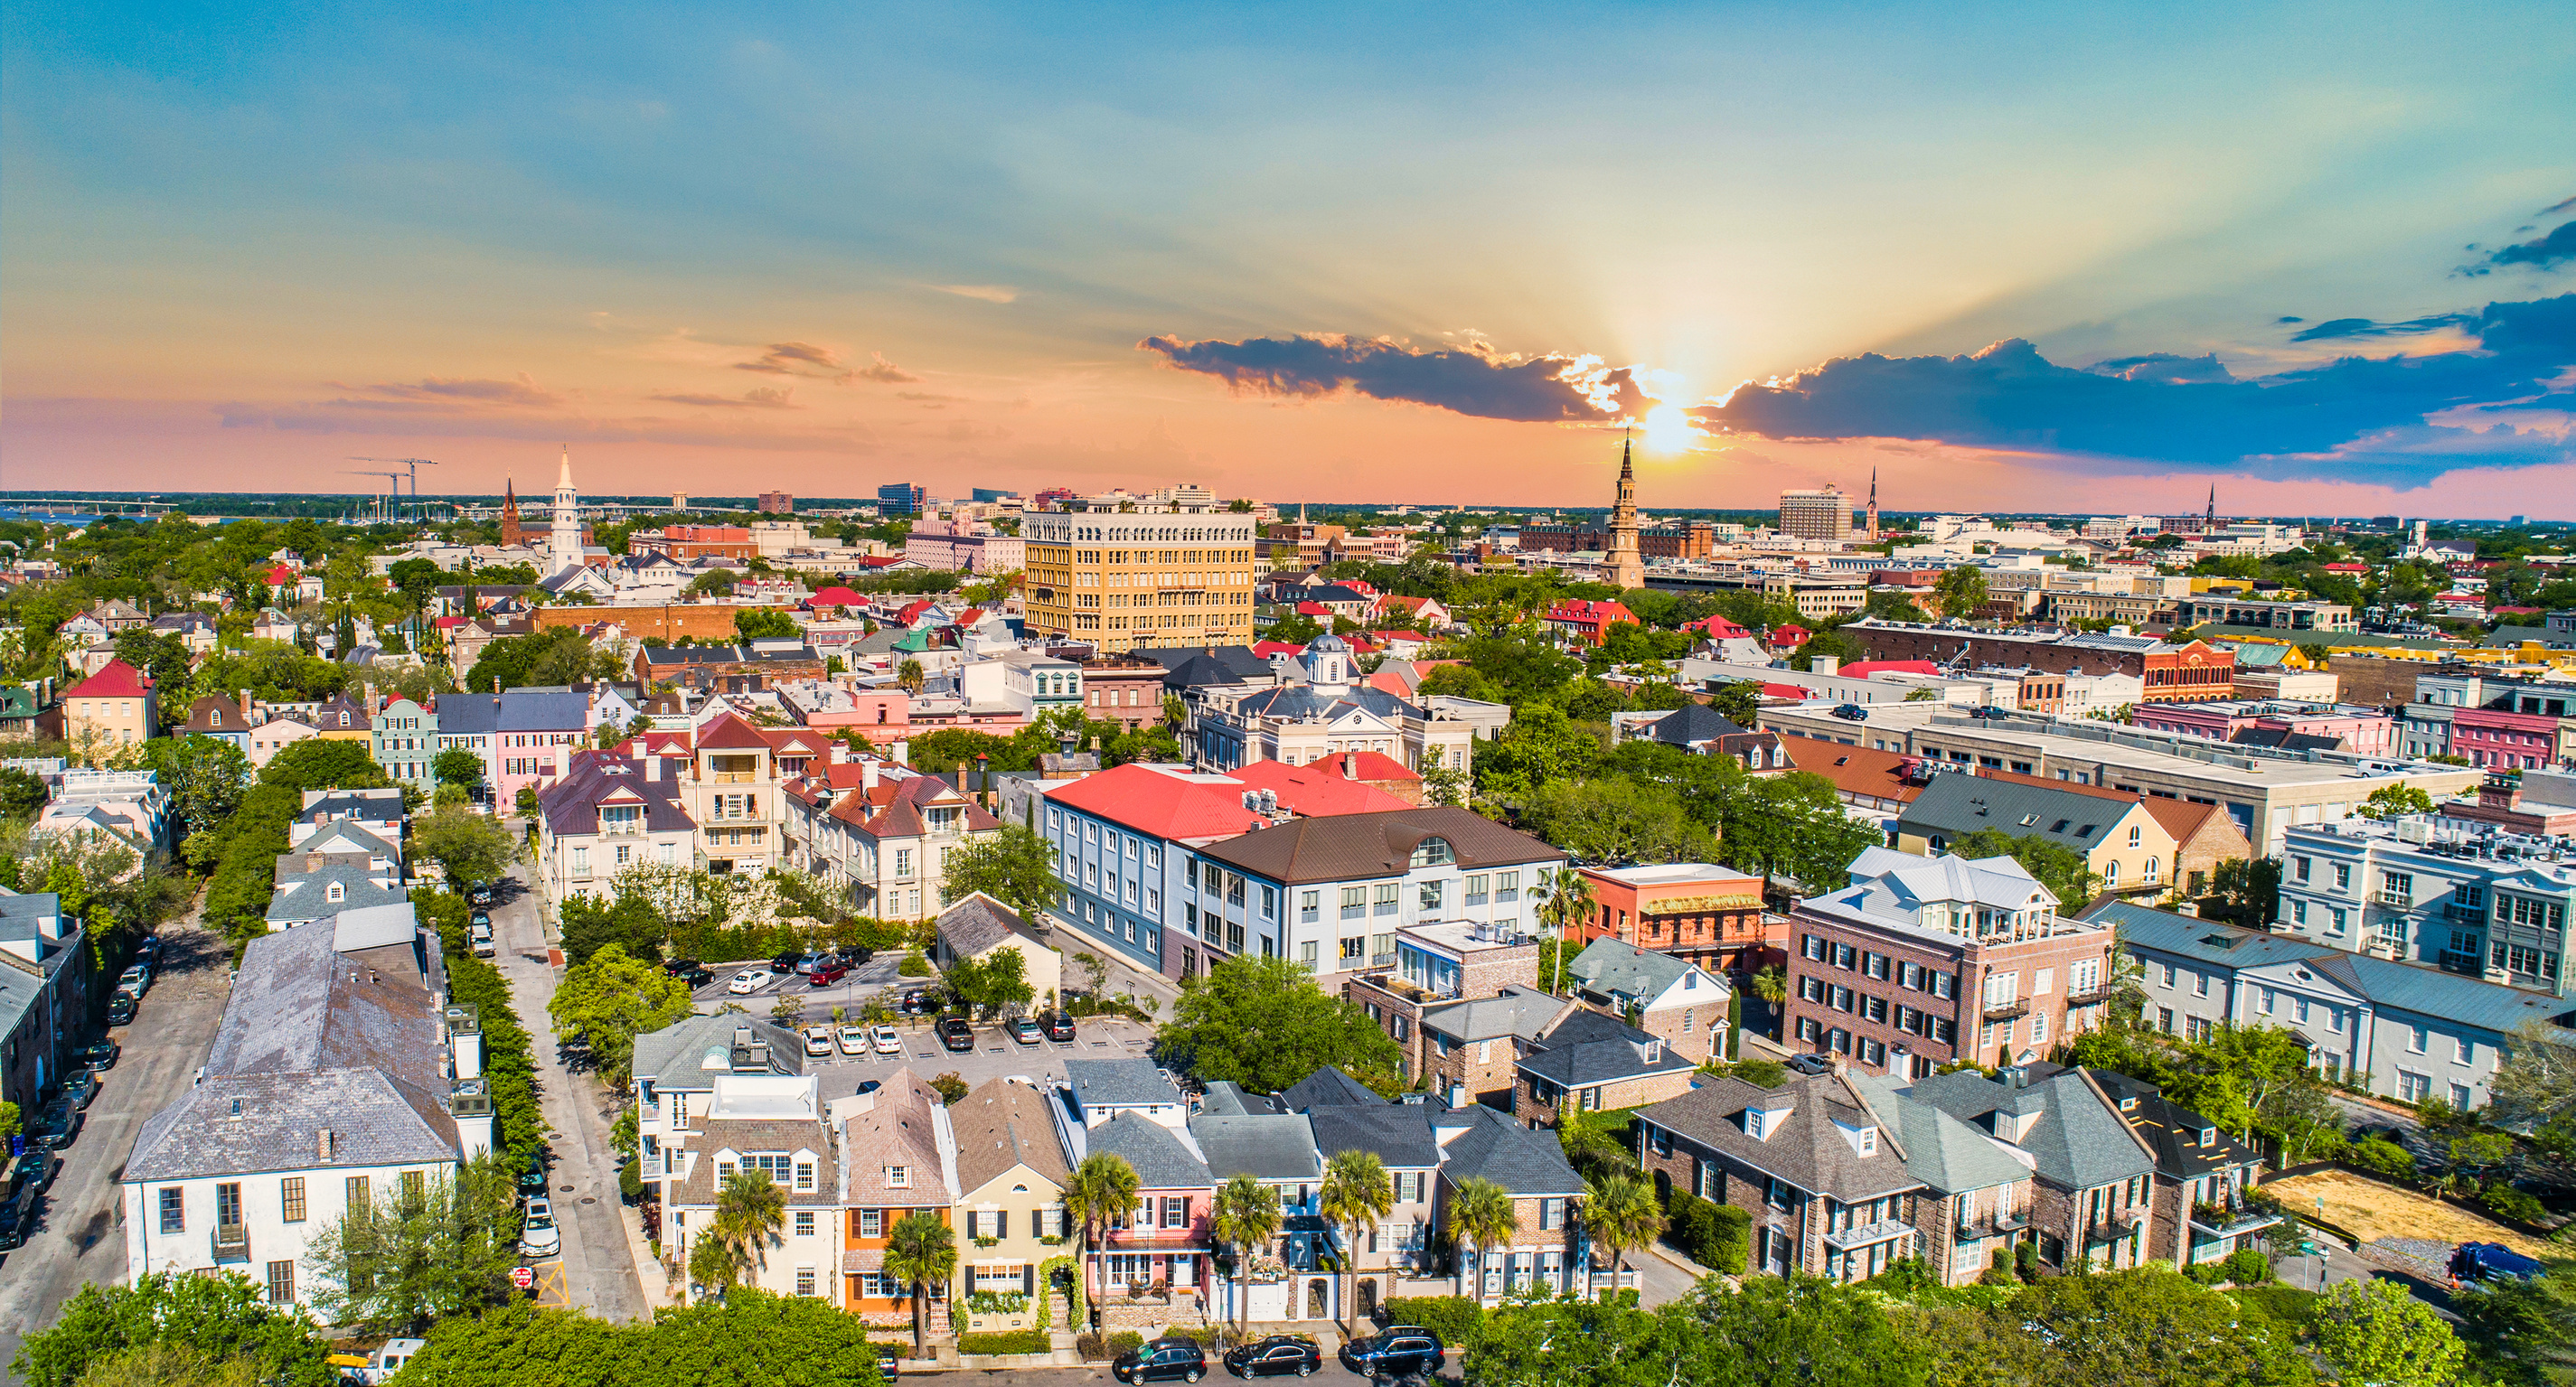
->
2310 1278 2467 1387
2209 857 2283 926
1721 773 1882 893
395 1292 886 1386
260 736 390 793
1945 828 2100 910
2359 783 2438 820
2489 1019 2576 1160
139 735 249 852
733 607 799 641
1213 1173 1283 1333
411 805 517 886
2015 1268 2314 1387
298 1157 522 1331
433 747 486 790
559 891 667 968
884 1212 957 1356
1470 704 1604 808
11 1272 335 1387
2456 1267 2576 1386
1321 1149 1395 1337
1156 953 1401 1094
1933 566 1990 620
0 764 47 820
465 626 616 693
1415 663 1500 703
1523 776 1714 864
549 943 695 1086
940 944 1034 1020
895 658 926 693
68 1343 266 1387
684 568 740 598
939 825 1066 921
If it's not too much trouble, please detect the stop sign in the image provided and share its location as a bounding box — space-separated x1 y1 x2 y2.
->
512 1266 534 1289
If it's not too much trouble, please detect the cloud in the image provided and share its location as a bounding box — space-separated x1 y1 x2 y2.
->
2289 313 2474 342
734 342 849 377
929 284 1020 304
352 374 559 407
2543 195 2576 217
854 351 918 383
2088 353 2237 385
2469 220 2576 273
1139 333 1636 423
1689 294 2576 482
646 387 798 409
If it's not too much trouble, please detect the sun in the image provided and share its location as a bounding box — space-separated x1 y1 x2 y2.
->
1640 402 1697 454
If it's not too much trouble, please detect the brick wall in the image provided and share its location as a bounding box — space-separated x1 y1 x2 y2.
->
1513 1069 1697 1129
536 603 755 642
1782 914 2115 1077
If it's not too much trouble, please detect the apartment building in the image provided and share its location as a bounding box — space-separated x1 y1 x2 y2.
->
785 759 1003 921
1192 635 1479 775
1835 620 2236 702
1570 862 1773 973
1763 700 2483 854
536 751 698 904
2277 815 2573 998
1021 501 1260 653
841 1067 961 1326
61 660 156 755
122 906 488 1307
1778 486 1853 541
1785 848 2117 1076
370 697 439 792
631 1014 805 1206
2408 667 2576 768
1896 773 2179 897
1909 1064 2160 1273
660 1072 843 1304
2099 899 2576 1109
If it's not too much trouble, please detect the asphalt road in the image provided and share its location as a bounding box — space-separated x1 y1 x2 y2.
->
0 900 230 1374
915 1361 1447 1387
490 860 651 1323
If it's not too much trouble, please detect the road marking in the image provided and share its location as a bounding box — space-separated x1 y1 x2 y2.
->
531 1259 572 1308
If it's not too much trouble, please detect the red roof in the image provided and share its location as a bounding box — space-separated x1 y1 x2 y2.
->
266 564 297 584
1680 614 1750 637
859 555 903 568
694 711 776 750
897 600 934 623
1375 630 1427 642
1767 624 1811 646
1230 760 1418 815
1761 682 1810 699
1295 601 1334 616
1307 749 1421 784
811 586 865 607
432 614 467 629
1379 595 1434 612
1047 764 1283 841
2321 563 2369 573
1545 599 1639 626
1838 660 1939 679
67 660 152 699
1252 642 1306 659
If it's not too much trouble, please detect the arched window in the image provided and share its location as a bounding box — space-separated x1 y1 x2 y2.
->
2143 857 2160 883
1409 837 1454 867
2103 859 2120 884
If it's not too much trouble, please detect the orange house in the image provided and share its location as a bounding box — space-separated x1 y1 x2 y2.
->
841 1068 962 1327
1575 862 1781 978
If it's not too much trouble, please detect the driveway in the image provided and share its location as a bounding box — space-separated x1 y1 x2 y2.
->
0 901 230 1373
490 858 650 1322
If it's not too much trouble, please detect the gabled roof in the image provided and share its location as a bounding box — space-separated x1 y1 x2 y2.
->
1778 737 1930 805
1544 598 1637 625
1189 1111 1321 1183
1638 1071 1924 1202
538 752 695 836
2088 1069 2261 1180
1517 1008 1697 1089
65 660 152 699
1647 703 1752 746
694 710 776 749
1419 985 1566 1045
1067 1057 1185 1112
1433 1103 1584 1197
267 861 409 921
936 893 1044 960
1847 1073 2032 1196
1908 1065 2155 1192
1307 1101 1441 1170
952 1078 1069 1192
1086 1110 1213 1189
1564 939 1721 1010
840 1067 958 1206
1195 807 1560 885
1898 772 2152 856
1280 1066 1385 1111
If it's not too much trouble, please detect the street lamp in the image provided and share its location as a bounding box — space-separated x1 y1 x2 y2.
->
975 752 991 806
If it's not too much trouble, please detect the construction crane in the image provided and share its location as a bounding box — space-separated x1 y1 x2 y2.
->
352 456 437 523
341 470 405 525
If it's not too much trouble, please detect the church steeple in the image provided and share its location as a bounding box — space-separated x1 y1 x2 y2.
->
1866 467 1880 539
499 477 522 548
1604 431 1645 589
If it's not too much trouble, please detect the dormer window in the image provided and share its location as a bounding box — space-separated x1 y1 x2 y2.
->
325 882 345 903
1857 1127 1877 1156
1408 837 1454 867
887 1165 911 1188
2199 1127 2216 1147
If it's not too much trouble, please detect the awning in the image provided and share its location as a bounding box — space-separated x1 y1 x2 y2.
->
843 1249 885 1273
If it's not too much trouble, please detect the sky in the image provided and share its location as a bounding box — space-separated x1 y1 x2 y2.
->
5 2 2573 517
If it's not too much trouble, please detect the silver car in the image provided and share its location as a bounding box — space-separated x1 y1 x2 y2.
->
519 1197 561 1259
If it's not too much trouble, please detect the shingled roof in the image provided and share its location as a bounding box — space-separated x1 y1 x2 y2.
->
1195 807 1559 884
1637 1070 1923 1203
952 1078 1069 1192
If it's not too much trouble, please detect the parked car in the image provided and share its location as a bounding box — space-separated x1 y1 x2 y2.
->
27 1098 80 1152
1783 1054 1834 1076
2451 1242 2548 1284
1339 1329 1443 1380
472 932 497 959
136 934 163 963
64 1071 99 1110
1008 1017 1043 1045
1224 1335 1322 1378
1040 1011 1076 1042
810 961 850 987
666 960 714 988
0 1186 33 1251
938 1017 976 1053
518 1147 550 1197
876 1343 902 1379
770 951 805 974
1830 703 1869 722
870 1024 905 1054
854 1079 882 1097
518 1198 561 1259
727 968 776 996
837 1026 872 1056
804 1026 835 1057
106 995 136 1026
1114 1336 1208 1384
470 884 496 904
793 951 831 976
115 964 150 998
894 989 929 1017
469 912 492 928
76 1040 118 1072
11 1151 61 1201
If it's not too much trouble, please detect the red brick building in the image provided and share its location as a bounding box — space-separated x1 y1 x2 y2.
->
1573 863 1777 977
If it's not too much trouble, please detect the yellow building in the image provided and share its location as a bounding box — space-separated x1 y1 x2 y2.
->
62 659 159 759
1021 500 1259 653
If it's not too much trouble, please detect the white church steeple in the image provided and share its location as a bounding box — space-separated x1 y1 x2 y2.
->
548 446 584 576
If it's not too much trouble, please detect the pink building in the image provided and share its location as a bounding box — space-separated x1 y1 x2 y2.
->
778 680 911 734
2453 707 2562 770
2131 699 2395 757
903 517 1025 575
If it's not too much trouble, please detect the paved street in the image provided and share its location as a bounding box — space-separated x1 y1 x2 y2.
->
0 901 230 1373
899 1359 1444 1387
492 854 651 1323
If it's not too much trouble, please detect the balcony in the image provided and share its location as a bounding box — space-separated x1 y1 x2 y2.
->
2443 902 2487 924
212 1223 250 1264
1823 1218 1915 1251
1107 1219 1209 1249
2189 1200 2282 1239
2438 950 2486 977
2375 891 2413 910
1981 998 2031 1021
711 771 759 784
1955 1209 2029 1241
2083 1208 2143 1244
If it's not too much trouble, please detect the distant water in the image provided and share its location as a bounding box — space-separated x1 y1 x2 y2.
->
0 508 101 525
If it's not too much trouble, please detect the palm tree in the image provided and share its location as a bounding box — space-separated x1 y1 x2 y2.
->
1320 1150 1394 1339
1211 1173 1283 1334
1444 1176 1518 1305
1751 964 1787 1041
1583 1174 1662 1298
710 1168 787 1287
1062 1151 1142 1329
897 658 926 694
1538 868 1597 955
884 1212 958 1357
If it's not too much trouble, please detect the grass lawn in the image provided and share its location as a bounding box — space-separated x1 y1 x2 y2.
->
2266 1169 2554 1258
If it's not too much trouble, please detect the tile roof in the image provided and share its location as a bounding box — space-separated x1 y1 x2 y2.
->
65 660 152 699
1847 1073 2031 1196
537 751 696 836
1778 738 1931 805
1195 807 1560 885
1432 1103 1584 1197
1637 1071 1924 1202
1086 1111 1214 1189
839 1067 957 1205
1907 1065 2155 1192
952 1078 1069 1193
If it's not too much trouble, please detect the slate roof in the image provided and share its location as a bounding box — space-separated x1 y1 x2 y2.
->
1419 985 1566 1045
1847 1073 2031 1196
936 893 1042 960
267 861 410 922
1647 703 1752 745
669 1118 841 1206
436 694 505 736
952 1078 1069 1193
496 689 592 732
1518 1008 1697 1089
1431 1103 1584 1197
1086 1110 1215 1189
1189 1111 1321 1183
537 752 695 836
287 820 401 865
296 788 404 826
1280 1066 1383 1111
840 1066 957 1205
1637 1072 1924 1202
1067 1058 1185 1112
1898 772 2148 857
1306 1102 1441 1170
1565 939 1716 1010
1229 683 1425 725
631 1013 807 1091
1907 1065 2155 1192
2088 1070 2261 1180
126 1068 460 1182
1133 646 1273 683
1196 807 1559 885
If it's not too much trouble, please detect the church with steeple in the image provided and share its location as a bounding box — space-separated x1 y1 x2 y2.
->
498 479 523 548
546 447 585 576
1603 436 1645 589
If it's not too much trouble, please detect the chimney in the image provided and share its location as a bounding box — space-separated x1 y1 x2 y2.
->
1813 655 1840 678
829 740 848 765
1343 752 1359 780
643 754 660 783
893 738 909 766
317 1127 336 1162
494 677 503 694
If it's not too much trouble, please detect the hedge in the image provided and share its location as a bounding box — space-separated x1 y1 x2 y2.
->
1659 1192 1749 1274
2344 1138 2415 1180
957 1331 1050 1355
419 888 543 1166
1380 1297 1482 1346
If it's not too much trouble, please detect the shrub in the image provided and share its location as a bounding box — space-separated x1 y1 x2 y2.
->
617 1157 643 1202
2186 1260 2226 1285
1075 1333 1108 1361
1704 1204 1750 1275
1380 1297 1482 1345
2345 1138 2416 1180
957 1331 1050 1355
2230 1286 2321 1329
1979 1247 2016 1287
2478 1180 2547 1224
2013 1241 2038 1283
899 952 932 978
2220 1247 2273 1285
931 1072 970 1104
1107 1330 1145 1358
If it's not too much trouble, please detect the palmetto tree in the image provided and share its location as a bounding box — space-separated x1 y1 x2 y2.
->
710 1168 787 1289
884 1211 958 1357
1538 869 1597 956
1444 1176 1518 1305
1062 1151 1142 1329
897 658 926 693
1211 1173 1283 1334
1321 1149 1394 1339
1583 1174 1663 1297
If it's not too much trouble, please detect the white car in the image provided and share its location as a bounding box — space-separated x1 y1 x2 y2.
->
804 1026 834 1056
838 1026 871 1056
726 968 774 995
519 1198 560 1259
870 1024 904 1054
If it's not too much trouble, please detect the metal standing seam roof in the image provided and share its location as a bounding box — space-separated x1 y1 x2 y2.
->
1189 1112 1322 1183
1898 772 2152 857
1195 807 1562 885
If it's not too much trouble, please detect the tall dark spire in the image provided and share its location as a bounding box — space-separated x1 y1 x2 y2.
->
2206 484 2216 529
1621 434 1634 479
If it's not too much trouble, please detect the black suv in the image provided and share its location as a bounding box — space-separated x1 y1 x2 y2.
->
664 959 713 988
76 1041 118 1072
1339 1328 1443 1380
517 1147 550 1197
1223 1335 1321 1378
1113 1336 1208 1383
106 995 136 1026
937 1017 976 1053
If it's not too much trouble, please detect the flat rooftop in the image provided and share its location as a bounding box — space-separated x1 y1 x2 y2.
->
1584 862 1762 887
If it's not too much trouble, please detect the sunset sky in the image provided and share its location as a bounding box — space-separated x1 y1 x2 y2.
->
5 3 2572 515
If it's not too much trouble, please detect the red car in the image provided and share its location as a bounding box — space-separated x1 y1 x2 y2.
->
809 961 850 987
